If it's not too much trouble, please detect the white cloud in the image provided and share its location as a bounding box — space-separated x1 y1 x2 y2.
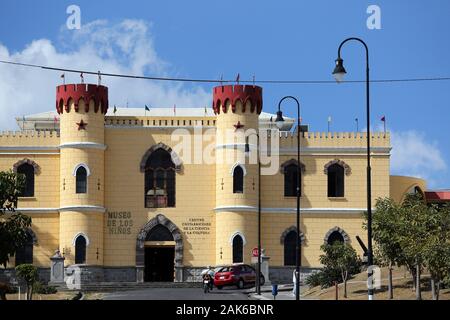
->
390 130 447 188
0 19 210 130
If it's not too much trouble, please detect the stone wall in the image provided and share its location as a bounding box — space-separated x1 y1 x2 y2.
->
269 266 321 285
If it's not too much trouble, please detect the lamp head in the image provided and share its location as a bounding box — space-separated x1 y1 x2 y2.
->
275 110 285 129
332 58 347 83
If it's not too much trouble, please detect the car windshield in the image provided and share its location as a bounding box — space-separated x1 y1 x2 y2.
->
217 266 234 272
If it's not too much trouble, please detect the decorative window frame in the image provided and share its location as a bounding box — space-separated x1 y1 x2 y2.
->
230 162 247 176
229 231 247 246
72 163 91 177
139 142 183 173
323 226 350 244
13 158 41 175
280 226 306 244
280 159 305 174
72 232 90 247
323 159 351 175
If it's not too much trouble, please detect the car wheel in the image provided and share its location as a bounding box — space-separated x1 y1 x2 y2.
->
217 286 223 290
259 275 265 286
237 279 245 289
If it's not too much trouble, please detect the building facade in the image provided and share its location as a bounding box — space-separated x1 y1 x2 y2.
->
0 83 426 283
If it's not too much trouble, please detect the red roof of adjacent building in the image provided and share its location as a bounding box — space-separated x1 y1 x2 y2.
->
425 190 450 202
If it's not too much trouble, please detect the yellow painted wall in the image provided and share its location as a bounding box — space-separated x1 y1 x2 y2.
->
390 175 426 204
103 127 216 267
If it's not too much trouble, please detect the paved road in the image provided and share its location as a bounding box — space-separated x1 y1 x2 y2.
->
103 287 250 300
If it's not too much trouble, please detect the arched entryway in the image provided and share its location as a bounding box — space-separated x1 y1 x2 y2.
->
136 214 183 282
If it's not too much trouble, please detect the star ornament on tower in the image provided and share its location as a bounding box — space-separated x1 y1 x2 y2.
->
233 121 245 131
76 119 88 130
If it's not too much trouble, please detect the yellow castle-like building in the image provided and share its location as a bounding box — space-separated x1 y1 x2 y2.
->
0 83 426 284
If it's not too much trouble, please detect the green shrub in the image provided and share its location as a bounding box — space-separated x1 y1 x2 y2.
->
33 281 57 294
305 271 322 288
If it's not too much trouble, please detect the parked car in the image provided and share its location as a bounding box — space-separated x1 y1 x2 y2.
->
213 264 265 289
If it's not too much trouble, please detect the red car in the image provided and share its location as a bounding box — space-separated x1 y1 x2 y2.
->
213 264 265 289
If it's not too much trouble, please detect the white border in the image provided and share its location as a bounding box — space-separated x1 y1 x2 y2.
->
230 162 247 176
229 231 247 246
59 142 107 150
15 206 106 213
72 163 91 177
72 232 90 246
215 206 369 214
59 205 106 213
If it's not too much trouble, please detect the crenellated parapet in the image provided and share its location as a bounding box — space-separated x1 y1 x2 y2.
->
0 130 60 148
212 85 262 114
277 131 391 149
56 83 109 114
0 130 60 138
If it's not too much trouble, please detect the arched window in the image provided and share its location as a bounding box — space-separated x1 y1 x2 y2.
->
232 235 244 263
327 231 345 245
233 166 244 194
284 230 297 266
144 148 176 208
15 231 34 265
75 235 87 264
17 163 35 197
284 164 301 197
76 166 88 194
327 163 344 197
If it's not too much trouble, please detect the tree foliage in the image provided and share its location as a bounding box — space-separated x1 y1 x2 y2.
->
15 264 38 300
371 194 450 300
0 170 31 267
319 242 361 297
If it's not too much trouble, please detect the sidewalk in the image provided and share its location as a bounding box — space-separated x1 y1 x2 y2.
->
246 284 313 300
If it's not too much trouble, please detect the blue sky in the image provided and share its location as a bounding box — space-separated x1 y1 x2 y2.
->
0 0 449 189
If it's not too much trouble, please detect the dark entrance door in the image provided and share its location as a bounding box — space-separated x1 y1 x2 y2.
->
144 247 175 282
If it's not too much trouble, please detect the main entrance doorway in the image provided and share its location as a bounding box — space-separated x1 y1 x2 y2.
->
144 224 175 282
144 246 175 282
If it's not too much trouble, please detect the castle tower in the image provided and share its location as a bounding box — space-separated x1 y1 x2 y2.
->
213 85 263 265
56 84 108 274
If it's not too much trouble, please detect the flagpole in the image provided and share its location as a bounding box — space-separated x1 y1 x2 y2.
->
384 118 386 137
356 118 359 132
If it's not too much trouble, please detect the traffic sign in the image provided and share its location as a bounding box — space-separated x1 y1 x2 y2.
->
252 247 259 257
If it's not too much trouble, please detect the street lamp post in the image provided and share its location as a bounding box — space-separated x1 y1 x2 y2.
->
275 96 301 301
245 133 261 295
332 37 374 300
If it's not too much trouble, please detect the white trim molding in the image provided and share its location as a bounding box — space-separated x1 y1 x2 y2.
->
59 142 107 150
0 146 59 151
15 208 59 214
230 162 247 176
216 143 248 151
215 205 256 213
229 231 247 246
72 163 91 177
16 206 106 213
214 206 370 215
59 205 106 213
262 207 368 214
72 232 90 246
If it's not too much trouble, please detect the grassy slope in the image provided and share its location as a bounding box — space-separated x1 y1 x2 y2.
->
302 267 450 300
